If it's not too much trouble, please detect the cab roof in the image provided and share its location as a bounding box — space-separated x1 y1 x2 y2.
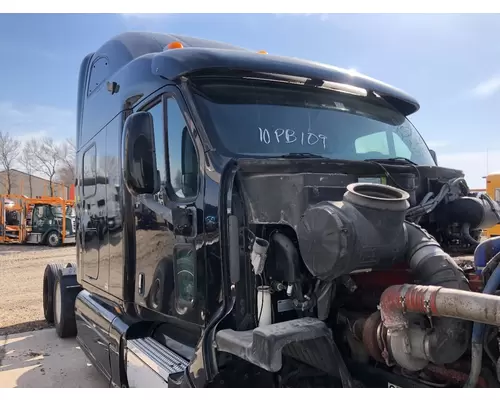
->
93 32 420 116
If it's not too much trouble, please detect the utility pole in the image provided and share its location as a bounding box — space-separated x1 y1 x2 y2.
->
487 148 489 175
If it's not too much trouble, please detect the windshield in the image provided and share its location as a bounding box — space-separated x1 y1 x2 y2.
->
50 205 75 217
191 77 435 166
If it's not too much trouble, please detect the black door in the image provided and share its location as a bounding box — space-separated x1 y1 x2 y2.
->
133 89 206 337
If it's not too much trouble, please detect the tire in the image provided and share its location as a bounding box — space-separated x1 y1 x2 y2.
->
43 263 65 323
46 231 61 248
53 269 80 338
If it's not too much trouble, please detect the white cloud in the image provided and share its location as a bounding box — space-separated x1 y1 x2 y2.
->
14 130 50 147
274 13 330 21
0 102 75 141
120 13 169 20
0 102 74 176
471 75 500 99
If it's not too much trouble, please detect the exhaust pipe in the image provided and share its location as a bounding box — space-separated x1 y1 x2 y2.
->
379 284 500 371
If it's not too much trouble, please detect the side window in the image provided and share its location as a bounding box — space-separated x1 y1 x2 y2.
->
146 102 167 193
355 131 389 155
87 57 109 96
82 145 97 197
392 132 413 159
166 98 199 199
34 207 43 222
495 188 500 202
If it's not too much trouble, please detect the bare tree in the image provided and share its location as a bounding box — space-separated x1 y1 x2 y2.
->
0 131 20 194
30 137 61 196
56 138 76 186
18 141 36 197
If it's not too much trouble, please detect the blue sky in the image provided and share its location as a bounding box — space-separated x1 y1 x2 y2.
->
0 13 499 188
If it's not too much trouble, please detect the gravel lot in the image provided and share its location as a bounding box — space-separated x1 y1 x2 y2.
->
0 245 76 336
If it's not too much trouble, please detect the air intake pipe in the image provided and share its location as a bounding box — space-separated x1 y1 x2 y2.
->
297 183 410 281
392 222 470 370
297 183 470 369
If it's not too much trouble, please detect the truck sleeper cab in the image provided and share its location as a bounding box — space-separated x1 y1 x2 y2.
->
42 32 500 389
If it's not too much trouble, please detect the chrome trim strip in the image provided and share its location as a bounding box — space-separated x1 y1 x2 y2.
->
126 337 189 387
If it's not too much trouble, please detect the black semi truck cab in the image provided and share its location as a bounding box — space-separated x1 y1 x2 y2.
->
42 32 500 389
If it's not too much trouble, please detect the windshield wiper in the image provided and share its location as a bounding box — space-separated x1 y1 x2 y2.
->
364 157 418 166
279 152 326 159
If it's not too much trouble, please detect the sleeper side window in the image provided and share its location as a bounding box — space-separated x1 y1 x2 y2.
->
82 145 97 198
87 57 109 96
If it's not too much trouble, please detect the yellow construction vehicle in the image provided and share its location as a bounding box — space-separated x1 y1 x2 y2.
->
485 172 500 238
0 195 76 246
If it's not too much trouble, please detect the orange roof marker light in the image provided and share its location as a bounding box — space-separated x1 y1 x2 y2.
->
166 41 184 50
257 50 268 54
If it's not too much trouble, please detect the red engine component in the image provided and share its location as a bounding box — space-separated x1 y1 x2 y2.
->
467 273 483 292
350 268 410 290
347 264 487 387
351 266 482 292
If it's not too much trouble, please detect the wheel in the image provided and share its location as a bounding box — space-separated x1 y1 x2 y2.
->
43 263 65 323
53 269 80 338
46 231 61 248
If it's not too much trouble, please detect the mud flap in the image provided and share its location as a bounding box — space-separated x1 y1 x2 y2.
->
215 317 354 387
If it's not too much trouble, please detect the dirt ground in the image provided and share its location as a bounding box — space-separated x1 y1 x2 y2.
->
0 245 76 336
0 328 108 388
0 239 477 337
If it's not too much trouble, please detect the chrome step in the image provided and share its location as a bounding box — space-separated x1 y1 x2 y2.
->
126 337 189 388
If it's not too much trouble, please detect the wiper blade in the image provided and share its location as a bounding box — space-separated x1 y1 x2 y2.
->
364 157 418 166
279 153 326 159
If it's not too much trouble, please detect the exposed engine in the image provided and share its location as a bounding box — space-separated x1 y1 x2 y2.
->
227 162 500 388
404 173 500 254
351 160 500 255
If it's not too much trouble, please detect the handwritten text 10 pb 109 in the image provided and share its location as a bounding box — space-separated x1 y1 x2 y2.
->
258 127 327 149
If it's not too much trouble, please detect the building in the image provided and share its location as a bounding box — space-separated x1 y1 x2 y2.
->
0 169 70 199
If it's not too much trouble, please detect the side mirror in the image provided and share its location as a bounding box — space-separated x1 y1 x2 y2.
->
429 149 438 165
123 112 160 196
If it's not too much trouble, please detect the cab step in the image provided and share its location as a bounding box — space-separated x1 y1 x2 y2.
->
126 337 189 388
215 317 355 386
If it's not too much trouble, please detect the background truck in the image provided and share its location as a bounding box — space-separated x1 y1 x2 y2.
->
485 172 500 238
43 32 500 388
0 194 76 246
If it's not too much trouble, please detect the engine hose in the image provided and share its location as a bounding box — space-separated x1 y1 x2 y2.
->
380 223 471 371
481 247 500 280
480 192 500 221
462 223 480 247
406 223 471 364
465 259 500 388
406 177 467 221
379 283 500 377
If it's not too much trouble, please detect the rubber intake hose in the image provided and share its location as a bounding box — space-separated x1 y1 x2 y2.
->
397 223 471 368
